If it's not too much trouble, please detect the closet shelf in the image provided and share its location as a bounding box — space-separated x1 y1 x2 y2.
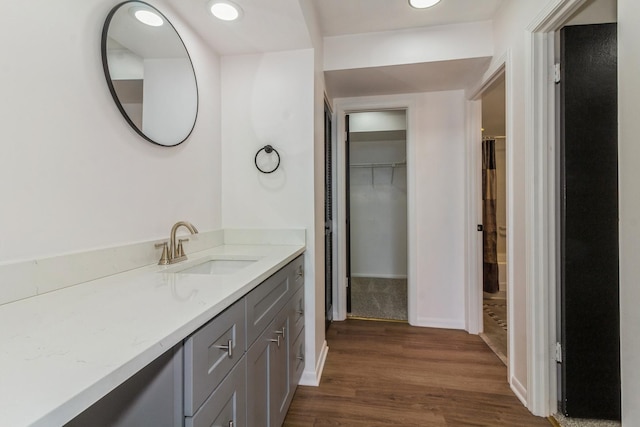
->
350 160 406 185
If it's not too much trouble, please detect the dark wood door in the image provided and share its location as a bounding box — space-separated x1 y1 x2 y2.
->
324 101 333 329
559 23 620 420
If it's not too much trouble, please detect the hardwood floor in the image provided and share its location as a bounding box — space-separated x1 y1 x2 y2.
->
284 320 550 427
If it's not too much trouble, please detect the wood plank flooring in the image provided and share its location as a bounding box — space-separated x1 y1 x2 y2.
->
284 320 550 427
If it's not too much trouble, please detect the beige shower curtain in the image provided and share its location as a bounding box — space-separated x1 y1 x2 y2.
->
482 139 499 293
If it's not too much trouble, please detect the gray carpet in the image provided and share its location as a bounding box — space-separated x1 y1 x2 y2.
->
349 277 407 321
553 413 620 427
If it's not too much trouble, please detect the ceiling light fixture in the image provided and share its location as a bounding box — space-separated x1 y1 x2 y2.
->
209 0 242 21
130 7 164 26
409 0 442 9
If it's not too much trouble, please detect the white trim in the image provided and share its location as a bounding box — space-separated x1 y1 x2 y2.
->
524 0 588 417
464 99 483 335
464 56 513 369
299 340 329 386
503 51 517 391
350 273 407 279
333 94 417 324
331 108 340 323
511 375 529 407
414 316 466 330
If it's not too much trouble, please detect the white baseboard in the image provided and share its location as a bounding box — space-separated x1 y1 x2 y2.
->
299 340 328 386
412 316 466 330
351 273 408 279
511 375 528 407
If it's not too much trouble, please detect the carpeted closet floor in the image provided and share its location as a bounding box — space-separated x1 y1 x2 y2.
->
349 277 407 321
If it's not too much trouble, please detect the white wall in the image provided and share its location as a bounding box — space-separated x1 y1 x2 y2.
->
618 0 640 422
349 111 407 132
0 0 221 264
349 138 407 278
219 49 322 381
413 90 467 328
324 21 493 71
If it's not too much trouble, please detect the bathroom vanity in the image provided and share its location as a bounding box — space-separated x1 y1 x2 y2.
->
0 235 305 427
67 254 304 427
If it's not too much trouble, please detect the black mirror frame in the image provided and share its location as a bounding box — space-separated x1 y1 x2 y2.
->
101 1 199 147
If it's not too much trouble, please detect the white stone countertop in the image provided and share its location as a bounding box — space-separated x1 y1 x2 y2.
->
0 243 305 427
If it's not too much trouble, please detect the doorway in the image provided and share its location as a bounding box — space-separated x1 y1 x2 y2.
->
345 110 408 321
479 74 509 364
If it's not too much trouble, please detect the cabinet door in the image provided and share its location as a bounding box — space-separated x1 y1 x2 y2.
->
246 308 291 427
270 309 290 427
246 319 272 427
184 299 246 416
185 358 246 427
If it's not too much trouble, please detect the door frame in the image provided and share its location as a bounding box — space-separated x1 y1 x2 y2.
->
467 57 516 389
333 95 417 323
524 0 589 417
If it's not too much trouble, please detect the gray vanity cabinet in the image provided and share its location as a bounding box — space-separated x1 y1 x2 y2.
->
247 307 291 427
246 255 304 427
184 299 246 416
66 254 304 427
185 358 246 427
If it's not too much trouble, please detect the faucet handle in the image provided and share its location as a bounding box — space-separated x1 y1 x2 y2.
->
177 238 189 258
155 242 170 265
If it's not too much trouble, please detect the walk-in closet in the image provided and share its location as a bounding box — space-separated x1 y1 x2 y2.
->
347 110 408 321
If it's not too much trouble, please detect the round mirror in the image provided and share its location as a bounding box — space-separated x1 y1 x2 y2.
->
102 1 198 146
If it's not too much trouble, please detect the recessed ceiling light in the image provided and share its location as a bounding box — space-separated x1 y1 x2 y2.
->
409 0 442 9
130 7 164 26
209 0 242 21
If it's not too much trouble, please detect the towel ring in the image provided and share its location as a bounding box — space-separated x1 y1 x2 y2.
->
254 145 281 174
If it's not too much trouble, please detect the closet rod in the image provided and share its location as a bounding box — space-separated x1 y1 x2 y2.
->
350 161 407 168
482 135 506 140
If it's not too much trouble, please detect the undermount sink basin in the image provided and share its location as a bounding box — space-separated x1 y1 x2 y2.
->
176 258 258 275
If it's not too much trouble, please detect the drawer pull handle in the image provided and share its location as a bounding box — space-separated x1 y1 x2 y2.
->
297 266 303 278
275 327 286 337
215 339 233 358
228 421 234 427
269 336 281 348
296 309 304 316
297 353 305 362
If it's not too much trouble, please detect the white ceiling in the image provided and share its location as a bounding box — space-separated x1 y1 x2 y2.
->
325 57 492 98
313 0 503 37
166 0 505 98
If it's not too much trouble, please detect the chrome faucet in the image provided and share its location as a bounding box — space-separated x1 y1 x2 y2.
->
156 221 199 265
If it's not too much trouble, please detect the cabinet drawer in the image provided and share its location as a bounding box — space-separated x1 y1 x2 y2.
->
290 328 305 394
246 264 292 345
289 286 304 341
184 299 246 416
186 358 246 427
289 255 304 292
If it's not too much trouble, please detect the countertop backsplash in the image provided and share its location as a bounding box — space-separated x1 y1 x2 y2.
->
0 228 305 306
